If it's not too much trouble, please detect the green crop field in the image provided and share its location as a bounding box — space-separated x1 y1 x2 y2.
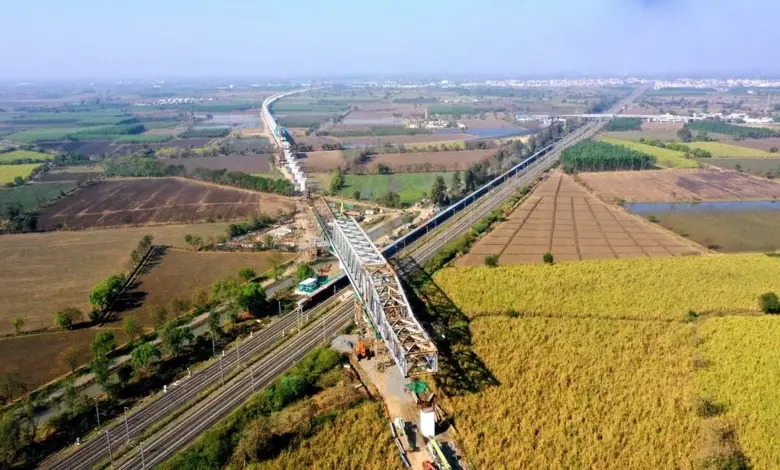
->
0 164 41 184
316 172 454 205
649 210 780 253
599 136 698 168
6 128 80 143
0 182 76 210
434 254 780 321
0 150 52 163
686 141 773 158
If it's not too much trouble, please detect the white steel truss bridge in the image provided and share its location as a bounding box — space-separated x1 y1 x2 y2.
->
312 198 438 377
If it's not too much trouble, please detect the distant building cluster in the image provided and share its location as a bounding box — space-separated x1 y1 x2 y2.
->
654 78 780 89
134 97 209 107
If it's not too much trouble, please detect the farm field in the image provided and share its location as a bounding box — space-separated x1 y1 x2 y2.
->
37 177 294 230
728 137 780 152
577 169 780 202
0 222 235 334
298 132 474 150
598 136 698 168
686 141 773 158
441 312 780 468
160 154 272 173
444 316 698 469
300 149 493 173
696 316 780 470
250 400 400 470
312 172 453 205
602 122 684 142
0 182 77 211
458 173 701 266
704 157 780 176
0 326 130 391
641 210 780 252
34 165 103 183
0 163 40 184
123 249 295 328
0 149 52 163
437 253 780 320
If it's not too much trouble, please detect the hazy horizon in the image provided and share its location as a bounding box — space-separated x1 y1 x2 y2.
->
4 0 779 80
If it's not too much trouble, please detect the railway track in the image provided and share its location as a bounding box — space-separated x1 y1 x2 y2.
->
111 303 353 469
45 297 342 470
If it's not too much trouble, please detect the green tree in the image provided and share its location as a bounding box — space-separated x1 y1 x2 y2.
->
123 316 142 342
271 263 284 281
295 263 316 281
329 167 345 194
238 267 257 282
192 289 209 309
261 234 275 250
543 252 554 264
450 170 462 197
116 364 133 388
89 273 126 311
160 322 194 358
430 175 448 206
677 125 693 142
60 346 85 374
208 309 222 340
211 279 240 301
0 412 23 467
170 298 190 316
11 318 23 335
376 163 391 174
23 397 37 444
91 356 113 393
484 255 499 267
0 374 26 405
238 282 268 317
131 343 161 376
54 309 76 329
352 190 361 200
151 306 168 330
91 331 116 358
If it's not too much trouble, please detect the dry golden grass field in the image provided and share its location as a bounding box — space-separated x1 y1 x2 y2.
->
0 223 234 334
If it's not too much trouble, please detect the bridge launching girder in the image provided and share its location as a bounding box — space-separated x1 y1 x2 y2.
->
313 198 437 377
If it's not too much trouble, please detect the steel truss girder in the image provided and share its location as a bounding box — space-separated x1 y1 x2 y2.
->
313 198 437 377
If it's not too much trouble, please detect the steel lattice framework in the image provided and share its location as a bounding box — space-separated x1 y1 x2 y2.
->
313 198 437 377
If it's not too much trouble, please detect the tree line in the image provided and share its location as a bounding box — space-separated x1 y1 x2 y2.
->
637 137 712 158
688 119 779 139
561 141 657 172
103 157 296 196
604 117 642 131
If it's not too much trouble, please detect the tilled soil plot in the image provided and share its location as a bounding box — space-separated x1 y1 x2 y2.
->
38 177 294 230
577 169 780 202
457 173 703 266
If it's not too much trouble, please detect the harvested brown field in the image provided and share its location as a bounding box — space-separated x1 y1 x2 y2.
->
296 133 473 150
160 154 272 173
0 326 129 391
123 249 296 328
0 223 235 334
641 121 683 132
38 177 294 230
300 149 494 173
577 169 780 202
457 173 702 266
726 138 780 152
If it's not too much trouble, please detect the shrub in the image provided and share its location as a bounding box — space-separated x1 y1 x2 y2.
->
542 252 554 264
695 397 724 418
484 255 499 267
685 309 700 323
506 309 519 318
758 292 780 314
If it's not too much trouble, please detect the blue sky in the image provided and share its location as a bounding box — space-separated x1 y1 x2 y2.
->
3 0 779 79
